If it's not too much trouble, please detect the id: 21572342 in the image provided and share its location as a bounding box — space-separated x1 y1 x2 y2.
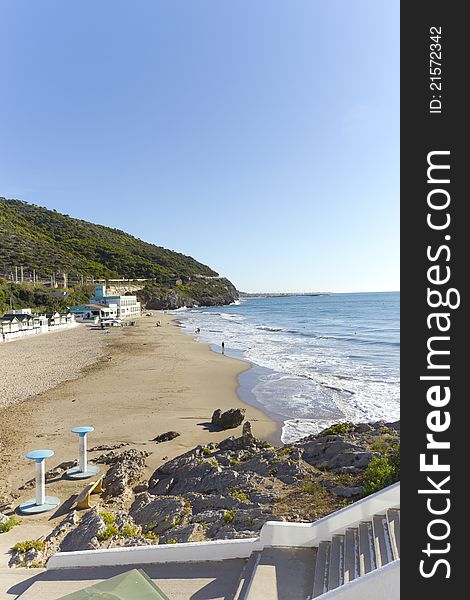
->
429 26 442 114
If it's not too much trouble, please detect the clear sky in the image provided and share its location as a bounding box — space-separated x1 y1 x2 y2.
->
0 1 399 293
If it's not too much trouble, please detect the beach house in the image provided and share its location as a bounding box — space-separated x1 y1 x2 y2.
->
0 308 75 342
89 284 141 319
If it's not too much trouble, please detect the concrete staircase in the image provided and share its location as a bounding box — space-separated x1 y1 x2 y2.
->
312 508 400 598
235 508 400 599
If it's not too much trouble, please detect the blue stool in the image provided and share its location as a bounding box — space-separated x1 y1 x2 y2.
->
66 426 100 479
19 450 60 514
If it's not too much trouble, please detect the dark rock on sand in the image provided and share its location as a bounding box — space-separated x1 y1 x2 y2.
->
153 431 181 443
211 408 245 430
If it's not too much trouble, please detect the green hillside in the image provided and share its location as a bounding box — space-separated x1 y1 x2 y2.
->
0 197 218 281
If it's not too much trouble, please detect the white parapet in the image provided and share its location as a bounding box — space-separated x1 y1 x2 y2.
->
47 537 262 570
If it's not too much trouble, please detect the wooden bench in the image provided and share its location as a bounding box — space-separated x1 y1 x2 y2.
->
74 475 105 510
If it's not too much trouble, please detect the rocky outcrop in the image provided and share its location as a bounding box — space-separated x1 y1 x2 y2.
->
17 420 399 563
59 509 105 552
138 278 239 310
294 420 400 473
212 408 245 430
101 449 149 497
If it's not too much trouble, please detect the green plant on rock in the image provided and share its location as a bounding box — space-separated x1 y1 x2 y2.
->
12 540 46 553
276 447 294 458
224 510 235 524
321 423 352 436
363 444 400 496
228 488 249 503
97 524 120 542
0 517 21 534
122 524 140 538
99 511 116 526
370 434 398 456
202 447 212 456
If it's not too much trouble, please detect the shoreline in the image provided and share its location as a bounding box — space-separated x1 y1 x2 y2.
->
0 313 280 521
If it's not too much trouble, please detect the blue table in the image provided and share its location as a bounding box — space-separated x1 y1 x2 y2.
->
66 426 100 479
19 450 60 514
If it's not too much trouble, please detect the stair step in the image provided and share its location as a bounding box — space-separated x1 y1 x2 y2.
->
246 547 316 600
313 541 331 598
344 528 360 583
328 535 344 591
372 514 394 568
359 521 376 575
387 508 401 560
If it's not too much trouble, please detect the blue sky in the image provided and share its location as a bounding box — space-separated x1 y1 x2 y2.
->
0 1 399 293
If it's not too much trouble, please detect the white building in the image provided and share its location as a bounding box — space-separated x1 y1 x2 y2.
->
89 285 141 319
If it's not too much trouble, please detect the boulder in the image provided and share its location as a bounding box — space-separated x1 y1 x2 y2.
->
129 494 189 534
160 523 205 544
103 449 148 497
153 431 180 443
59 509 105 552
212 408 246 430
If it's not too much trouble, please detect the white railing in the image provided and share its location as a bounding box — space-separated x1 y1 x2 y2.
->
260 482 400 547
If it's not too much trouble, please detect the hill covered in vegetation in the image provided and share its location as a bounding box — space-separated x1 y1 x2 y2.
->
0 198 218 281
0 198 239 312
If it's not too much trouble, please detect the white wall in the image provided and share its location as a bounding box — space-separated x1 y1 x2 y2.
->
47 538 261 570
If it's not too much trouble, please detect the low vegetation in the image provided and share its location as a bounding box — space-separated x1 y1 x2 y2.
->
0 517 21 534
363 444 400 496
12 540 46 553
223 510 235 524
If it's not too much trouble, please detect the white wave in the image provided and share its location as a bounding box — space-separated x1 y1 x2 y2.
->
256 325 285 332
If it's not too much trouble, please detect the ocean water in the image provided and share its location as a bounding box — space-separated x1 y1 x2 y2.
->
171 292 399 443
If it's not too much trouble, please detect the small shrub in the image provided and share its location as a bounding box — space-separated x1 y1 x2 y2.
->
321 423 352 436
202 447 212 456
209 459 219 468
97 524 120 542
144 531 159 542
268 467 278 476
276 447 294 458
370 434 397 456
12 540 46 553
99 512 115 525
363 446 400 497
0 517 21 534
224 510 235 524
122 524 139 538
228 488 249 503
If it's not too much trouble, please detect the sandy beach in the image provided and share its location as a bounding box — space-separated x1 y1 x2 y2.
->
0 314 279 524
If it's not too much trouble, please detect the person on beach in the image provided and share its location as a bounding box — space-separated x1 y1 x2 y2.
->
221 341 225 355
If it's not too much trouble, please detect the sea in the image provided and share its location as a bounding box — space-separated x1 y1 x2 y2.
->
170 292 399 444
